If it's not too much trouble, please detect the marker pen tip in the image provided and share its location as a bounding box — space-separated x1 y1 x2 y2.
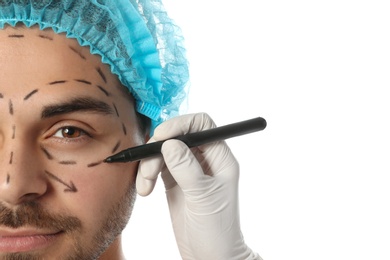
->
103 157 112 163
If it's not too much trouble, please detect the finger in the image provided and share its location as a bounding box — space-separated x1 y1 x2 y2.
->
161 139 209 191
153 113 216 140
135 137 164 196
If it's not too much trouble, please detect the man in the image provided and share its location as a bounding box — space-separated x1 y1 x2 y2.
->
0 1 261 259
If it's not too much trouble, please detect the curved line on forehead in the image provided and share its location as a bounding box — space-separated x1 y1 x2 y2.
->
96 67 107 83
49 80 67 85
74 79 92 85
8 34 24 38
38 34 53 41
69 45 86 60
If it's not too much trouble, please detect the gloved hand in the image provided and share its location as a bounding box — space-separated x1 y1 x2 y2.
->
136 113 262 260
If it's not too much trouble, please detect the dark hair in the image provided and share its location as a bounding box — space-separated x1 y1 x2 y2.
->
136 112 151 136
118 84 151 135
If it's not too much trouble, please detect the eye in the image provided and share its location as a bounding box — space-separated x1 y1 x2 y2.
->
53 126 87 139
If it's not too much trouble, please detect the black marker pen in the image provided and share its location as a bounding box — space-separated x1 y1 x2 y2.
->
104 116 267 163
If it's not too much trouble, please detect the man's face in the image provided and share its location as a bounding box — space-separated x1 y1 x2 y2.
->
0 26 144 259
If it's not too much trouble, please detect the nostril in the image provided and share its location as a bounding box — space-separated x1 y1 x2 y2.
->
21 193 42 202
0 171 49 205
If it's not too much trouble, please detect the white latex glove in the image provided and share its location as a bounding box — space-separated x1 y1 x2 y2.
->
136 113 262 260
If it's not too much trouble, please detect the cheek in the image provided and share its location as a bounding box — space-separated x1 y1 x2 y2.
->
58 161 138 228
42 142 112 168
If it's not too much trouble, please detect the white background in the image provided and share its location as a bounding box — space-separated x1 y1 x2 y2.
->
124 1 390 259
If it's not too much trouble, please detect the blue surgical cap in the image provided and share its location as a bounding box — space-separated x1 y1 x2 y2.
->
0 0 189 133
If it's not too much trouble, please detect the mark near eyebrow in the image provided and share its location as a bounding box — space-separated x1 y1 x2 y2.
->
41 146 54 160
49 80 67 85
24 89 39 100
0 93 3 98
113 103 119 117
112 140 121 154
96 67 107 83
6 174 10 184
41 97 114 119
38 34 53 41
74 79 92 85
96 85 110 97
8 34 24 38
8 100 13 115
69 46 86 60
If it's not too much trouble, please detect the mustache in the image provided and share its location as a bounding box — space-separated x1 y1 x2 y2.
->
0 201 81 231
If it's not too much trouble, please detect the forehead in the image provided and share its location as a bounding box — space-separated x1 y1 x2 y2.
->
0 25 121 92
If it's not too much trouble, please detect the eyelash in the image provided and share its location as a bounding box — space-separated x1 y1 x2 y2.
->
52 126 91 143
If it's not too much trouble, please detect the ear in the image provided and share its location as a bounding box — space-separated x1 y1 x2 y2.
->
144 132 151 143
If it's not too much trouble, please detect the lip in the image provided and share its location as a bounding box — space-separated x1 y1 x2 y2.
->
0 228 63 253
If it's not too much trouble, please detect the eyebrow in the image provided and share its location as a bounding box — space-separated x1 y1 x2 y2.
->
41 97 114 119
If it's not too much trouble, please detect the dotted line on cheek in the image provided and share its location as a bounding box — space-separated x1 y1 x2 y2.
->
8 100 13 115
9 152 13 165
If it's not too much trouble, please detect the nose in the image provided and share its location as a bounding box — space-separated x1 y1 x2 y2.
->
0 145 48 206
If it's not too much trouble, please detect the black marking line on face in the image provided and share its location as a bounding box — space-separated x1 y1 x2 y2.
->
49 80 67 85
74 79 92 85
45 170 78 193
12 125 15 139
24 89 39 100
122 123 127 136
6 174 10 184
38 34 53 41
8 100 13 115
96 67 107 83
8 34 24 38
96 85 110 97
112 140 121 154
113 103 119 117
41 146 54 160
9 152 13 164
87 161 103 168
59 161 77 165
69 46 86 60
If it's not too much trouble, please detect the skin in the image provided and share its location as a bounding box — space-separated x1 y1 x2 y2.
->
0 25 146 259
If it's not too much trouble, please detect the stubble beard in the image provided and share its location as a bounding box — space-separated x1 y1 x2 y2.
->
0 182 137 260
